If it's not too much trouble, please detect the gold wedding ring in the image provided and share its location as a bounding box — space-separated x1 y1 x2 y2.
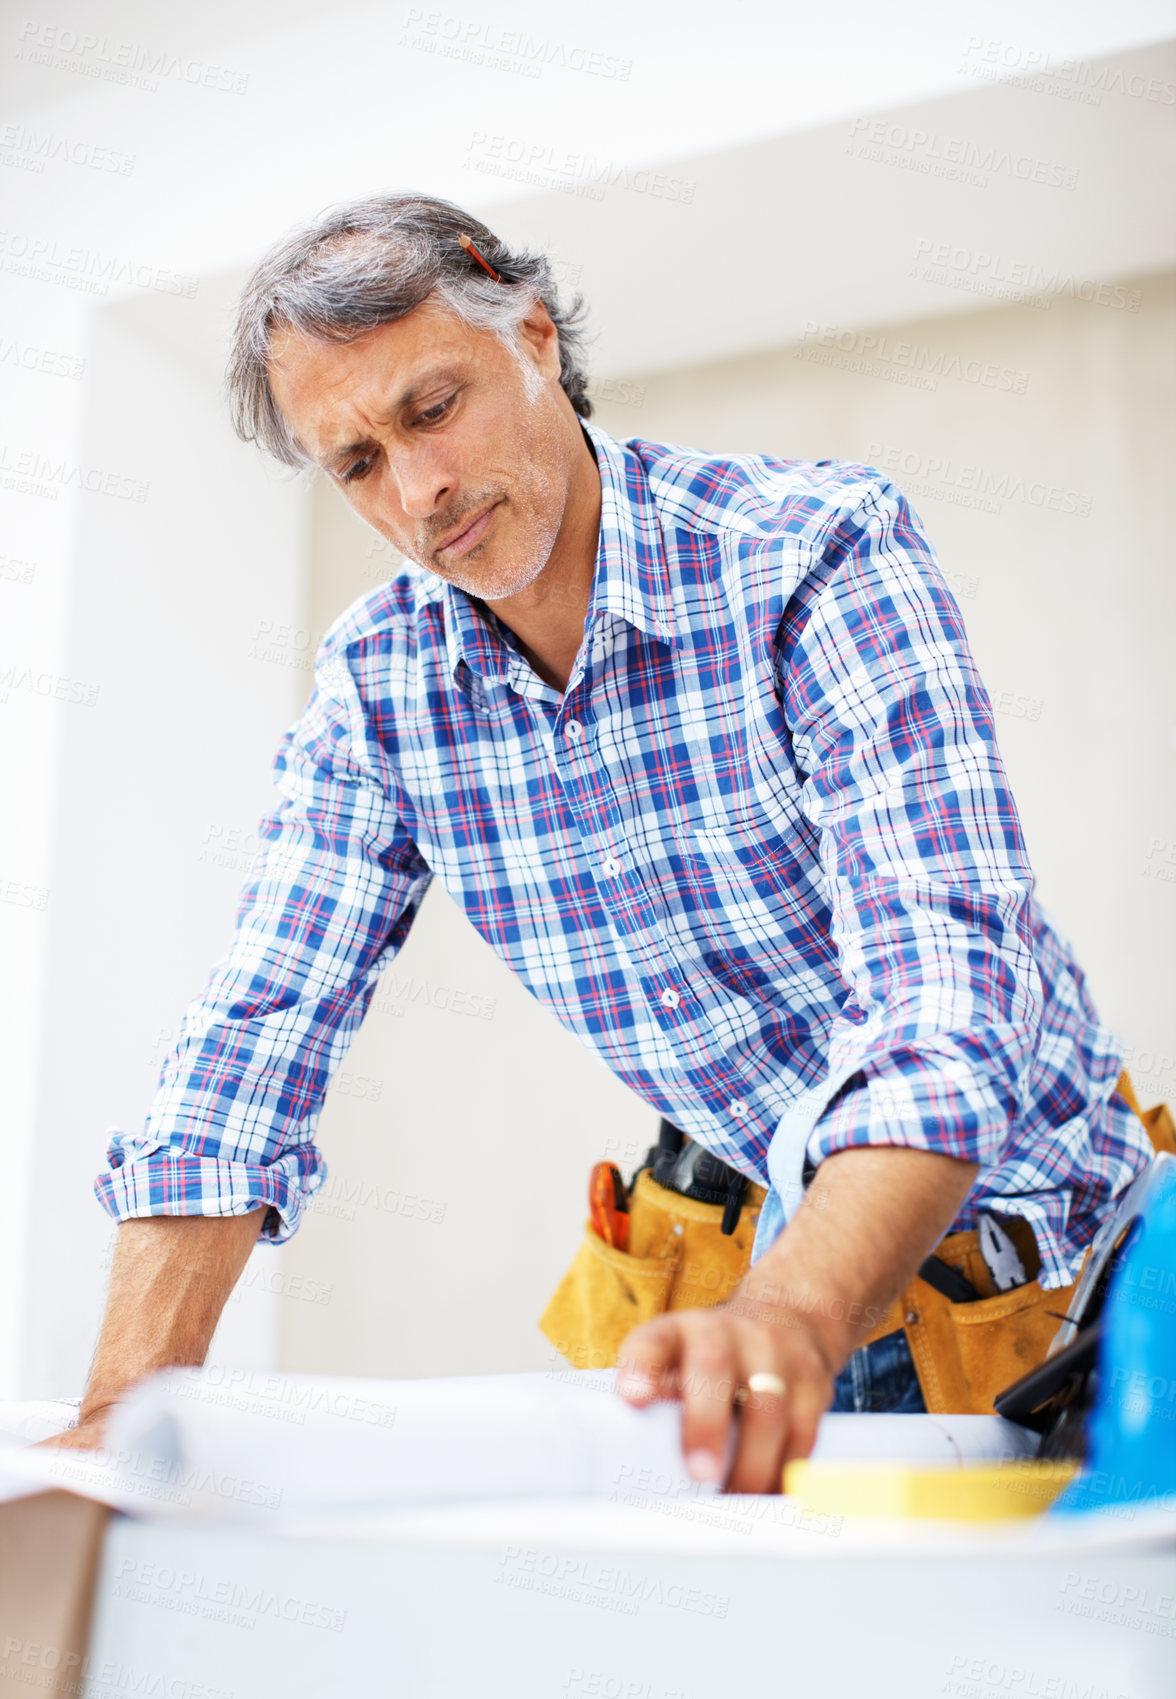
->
734 1371 788 1405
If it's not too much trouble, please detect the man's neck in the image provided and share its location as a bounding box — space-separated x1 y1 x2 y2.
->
481 427 602 694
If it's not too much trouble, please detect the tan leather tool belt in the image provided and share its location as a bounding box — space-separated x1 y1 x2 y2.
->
539 1073 1175 1415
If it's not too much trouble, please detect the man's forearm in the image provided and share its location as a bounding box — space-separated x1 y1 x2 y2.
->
734 1144 980 1370
71 1211 264 1438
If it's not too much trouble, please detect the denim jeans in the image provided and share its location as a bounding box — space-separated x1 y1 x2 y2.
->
829 1327 926 1413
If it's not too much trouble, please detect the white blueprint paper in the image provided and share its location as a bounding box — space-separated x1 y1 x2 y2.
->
107 1367 1041 1514
0 1370 1036 1524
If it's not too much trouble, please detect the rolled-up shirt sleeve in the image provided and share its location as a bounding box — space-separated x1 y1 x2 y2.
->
776 475 1043 1179
95 639 432 1242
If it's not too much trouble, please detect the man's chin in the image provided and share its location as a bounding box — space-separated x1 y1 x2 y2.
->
440 550 550 605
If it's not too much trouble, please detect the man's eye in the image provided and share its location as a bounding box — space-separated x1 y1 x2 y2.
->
415 395 455 427
341 457 373 485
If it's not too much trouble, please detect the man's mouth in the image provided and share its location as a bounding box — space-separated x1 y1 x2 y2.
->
436 500 501 560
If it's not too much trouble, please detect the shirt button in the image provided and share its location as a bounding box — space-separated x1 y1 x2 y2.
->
602 856 621 877
729 1100 748 1119
659 988 681 1010
565 720 582 741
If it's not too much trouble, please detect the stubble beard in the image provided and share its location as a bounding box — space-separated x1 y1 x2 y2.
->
437 495 564 602
392 369 572 603
422 416 570 603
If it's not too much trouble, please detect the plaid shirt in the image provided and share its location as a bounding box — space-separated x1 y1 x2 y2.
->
96 420 1150 1289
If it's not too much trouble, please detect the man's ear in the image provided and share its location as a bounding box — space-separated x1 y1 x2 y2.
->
515 299 561 380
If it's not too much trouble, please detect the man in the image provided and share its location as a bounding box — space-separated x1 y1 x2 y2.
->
58 193 1150 1492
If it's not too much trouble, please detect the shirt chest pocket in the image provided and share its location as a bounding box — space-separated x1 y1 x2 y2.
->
676 822 802 924
672 733 811 877
659 716 830 942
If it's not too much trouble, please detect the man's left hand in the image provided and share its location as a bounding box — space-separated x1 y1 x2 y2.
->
615 1294 836 1493
614 1144 980 1493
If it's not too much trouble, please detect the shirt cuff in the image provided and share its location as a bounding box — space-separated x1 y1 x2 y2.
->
806 1050 1017 1173
94 1134 324 1243
752 1042 1017 1263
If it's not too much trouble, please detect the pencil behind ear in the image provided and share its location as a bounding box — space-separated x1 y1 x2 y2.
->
458 232 504 283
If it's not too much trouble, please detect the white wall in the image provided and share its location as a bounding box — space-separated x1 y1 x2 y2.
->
4 4 1174 1394
516 39 1176 383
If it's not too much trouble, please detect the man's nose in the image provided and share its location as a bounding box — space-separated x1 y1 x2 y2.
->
387 447 452 521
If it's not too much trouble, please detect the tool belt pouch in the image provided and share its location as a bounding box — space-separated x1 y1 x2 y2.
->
897 1220 1078 1416
905 1075 1173 1413
539 1168 765 1370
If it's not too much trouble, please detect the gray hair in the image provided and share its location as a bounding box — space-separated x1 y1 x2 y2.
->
226 192 593 468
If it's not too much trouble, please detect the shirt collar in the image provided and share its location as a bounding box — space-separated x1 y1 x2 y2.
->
441 418 678 686
582 418 678 648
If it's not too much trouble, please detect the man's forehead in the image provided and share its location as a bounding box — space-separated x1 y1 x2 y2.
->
267 309 476 466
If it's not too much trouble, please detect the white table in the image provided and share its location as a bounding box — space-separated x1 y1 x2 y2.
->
7 1390 1174 1699
85 1497 1176 1699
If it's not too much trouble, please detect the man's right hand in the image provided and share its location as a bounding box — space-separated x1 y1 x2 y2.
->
35 1210 266 1453
37 1411 116 1454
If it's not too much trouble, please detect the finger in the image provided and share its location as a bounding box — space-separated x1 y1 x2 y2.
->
724 1332 791 1494
615 1315 687 1405
674 1314 739 1484
780 1373 833 1471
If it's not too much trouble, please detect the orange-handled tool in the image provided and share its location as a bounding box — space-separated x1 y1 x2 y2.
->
589 1161 630 1252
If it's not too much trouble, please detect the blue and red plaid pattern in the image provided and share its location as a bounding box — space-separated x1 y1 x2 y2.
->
96 421 1151 1288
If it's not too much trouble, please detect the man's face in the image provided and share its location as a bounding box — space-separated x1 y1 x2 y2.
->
267 295 582 601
